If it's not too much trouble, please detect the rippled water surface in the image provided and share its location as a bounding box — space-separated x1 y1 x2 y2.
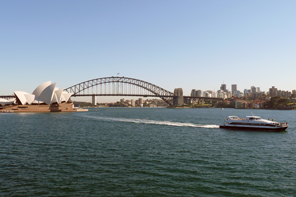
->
1 108 296 196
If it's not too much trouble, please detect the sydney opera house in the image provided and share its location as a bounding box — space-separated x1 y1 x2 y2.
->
0 81 87 112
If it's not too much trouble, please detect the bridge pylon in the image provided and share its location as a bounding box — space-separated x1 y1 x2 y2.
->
173 88 184 107
92 95 97 106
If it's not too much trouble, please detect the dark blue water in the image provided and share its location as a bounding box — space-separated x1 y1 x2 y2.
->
1 108 295 196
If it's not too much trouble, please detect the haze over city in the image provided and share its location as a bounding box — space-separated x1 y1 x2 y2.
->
1 0 295 102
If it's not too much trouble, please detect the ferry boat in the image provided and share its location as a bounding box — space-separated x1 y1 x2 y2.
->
220 116 288 131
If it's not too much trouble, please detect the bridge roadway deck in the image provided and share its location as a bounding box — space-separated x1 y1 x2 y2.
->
72 94 224 100
0 94 223 100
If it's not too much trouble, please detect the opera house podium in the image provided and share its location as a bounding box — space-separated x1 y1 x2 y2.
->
0 81 88 113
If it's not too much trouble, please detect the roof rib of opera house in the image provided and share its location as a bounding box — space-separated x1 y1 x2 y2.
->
0 81 73 106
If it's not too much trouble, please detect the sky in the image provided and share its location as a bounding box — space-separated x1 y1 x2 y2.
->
1 0 296 102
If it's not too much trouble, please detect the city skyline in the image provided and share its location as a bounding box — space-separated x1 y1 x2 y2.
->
1 1 296 102
1 75 295 103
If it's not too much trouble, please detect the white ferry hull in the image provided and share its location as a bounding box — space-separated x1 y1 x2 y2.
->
220 124 288 131
220 115 288 131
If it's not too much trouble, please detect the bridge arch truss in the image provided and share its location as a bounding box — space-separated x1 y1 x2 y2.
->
64 77 174 105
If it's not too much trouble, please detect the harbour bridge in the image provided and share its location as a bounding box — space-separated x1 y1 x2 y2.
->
0 76 223 106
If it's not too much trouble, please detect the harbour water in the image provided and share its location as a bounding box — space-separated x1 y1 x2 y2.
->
1 108 296 196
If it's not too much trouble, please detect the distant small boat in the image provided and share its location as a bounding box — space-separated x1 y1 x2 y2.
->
220 116 288 131
221 108 224 110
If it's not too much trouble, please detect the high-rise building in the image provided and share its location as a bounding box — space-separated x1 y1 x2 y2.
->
269 86 277 97
220 84 226 91
251 86 257 93
191 89 197 97
191 89 202 97
256 87 261 93
231 84 237 95
203 91 211 97
292 90 296 97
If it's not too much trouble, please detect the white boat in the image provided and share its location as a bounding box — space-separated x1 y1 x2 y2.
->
220 116 288 131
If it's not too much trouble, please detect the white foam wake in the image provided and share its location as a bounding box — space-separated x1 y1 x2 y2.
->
80 115 219 128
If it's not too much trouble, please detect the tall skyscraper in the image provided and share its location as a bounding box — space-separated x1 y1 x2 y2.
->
231 84 237 95
220 84 226 91
197 90 202 97
251 86 257 93
256 87 261 93
191 89 197 97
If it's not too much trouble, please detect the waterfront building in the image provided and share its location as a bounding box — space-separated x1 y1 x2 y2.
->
131 99 135 107
120 98 124 104
235 101 243 109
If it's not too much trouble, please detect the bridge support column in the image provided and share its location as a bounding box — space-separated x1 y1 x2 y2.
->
173 88 184 107
92 95 97 106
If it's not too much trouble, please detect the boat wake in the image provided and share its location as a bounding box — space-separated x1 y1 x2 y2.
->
80 114 219 128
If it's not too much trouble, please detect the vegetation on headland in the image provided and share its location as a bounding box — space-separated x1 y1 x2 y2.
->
265 97 294 109
73 101 96 107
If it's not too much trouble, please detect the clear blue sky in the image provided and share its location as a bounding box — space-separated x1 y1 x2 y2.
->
1 0 295 102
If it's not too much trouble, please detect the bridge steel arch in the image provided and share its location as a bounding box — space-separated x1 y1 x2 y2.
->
64 76 174 106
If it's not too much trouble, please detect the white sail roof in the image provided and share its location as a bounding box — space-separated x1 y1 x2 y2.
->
55 89 64 103
14 91 30 105
24 94 36 105
62 92 73 102
32 81 51 98
39 83 57 105
11 81 72 106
